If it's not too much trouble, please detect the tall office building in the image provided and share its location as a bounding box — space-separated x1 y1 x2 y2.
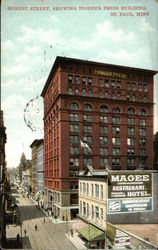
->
41 56 156 220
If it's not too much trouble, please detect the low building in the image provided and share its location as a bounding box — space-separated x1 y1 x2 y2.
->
78 165 108 248
30 139 43 195
37 139 44 193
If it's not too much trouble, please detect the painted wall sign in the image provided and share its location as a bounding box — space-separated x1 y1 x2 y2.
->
107 172 153 214
108 172 152 199
107 197 153 214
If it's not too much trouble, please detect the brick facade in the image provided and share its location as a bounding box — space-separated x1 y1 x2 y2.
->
41 56 156 219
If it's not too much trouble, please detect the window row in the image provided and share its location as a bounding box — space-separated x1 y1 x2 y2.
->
68 75 93 85
80 182 104 199
80 201 104 221
70 103 147 116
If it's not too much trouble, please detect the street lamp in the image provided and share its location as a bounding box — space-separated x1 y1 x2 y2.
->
19 221 23 248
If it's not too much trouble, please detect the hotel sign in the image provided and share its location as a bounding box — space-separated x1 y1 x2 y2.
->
107 172 153 214
94 69 127 79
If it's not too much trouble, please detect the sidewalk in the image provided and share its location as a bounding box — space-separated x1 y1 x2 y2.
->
30 195 77 225
66 232 87 249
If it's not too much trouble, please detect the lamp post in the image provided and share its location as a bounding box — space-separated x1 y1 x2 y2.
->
19 221 22 248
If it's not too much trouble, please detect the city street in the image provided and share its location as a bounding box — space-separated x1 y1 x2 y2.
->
6 188 76 250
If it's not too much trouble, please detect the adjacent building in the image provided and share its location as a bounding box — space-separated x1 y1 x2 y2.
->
37 139 44 193
77 165 108 248
0 110 7 247
41 56 157 220
153 132 158 170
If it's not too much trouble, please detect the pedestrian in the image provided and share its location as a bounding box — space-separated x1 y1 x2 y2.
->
24 229 26 236
17 233 20 244
35 224 38 231
43 218 45 223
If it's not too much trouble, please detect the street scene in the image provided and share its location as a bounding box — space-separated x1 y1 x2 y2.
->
6 186 76 250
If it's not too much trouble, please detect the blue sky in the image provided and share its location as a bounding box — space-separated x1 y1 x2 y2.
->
1 0 158 167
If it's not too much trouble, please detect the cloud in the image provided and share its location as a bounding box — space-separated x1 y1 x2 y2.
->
141 18 157 32
17 25 60 45
3 64 31 76
2 40 15 49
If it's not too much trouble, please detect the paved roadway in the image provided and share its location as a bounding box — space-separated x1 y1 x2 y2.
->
6 189 76 250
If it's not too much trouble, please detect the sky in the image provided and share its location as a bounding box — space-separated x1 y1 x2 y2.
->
1 0 158 168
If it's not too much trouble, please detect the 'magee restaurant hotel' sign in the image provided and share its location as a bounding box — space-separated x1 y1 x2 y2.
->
107 172 153 214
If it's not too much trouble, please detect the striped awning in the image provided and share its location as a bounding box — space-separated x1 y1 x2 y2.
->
77 224 105 242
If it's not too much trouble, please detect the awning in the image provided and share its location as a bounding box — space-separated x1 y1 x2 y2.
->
77 225 105 242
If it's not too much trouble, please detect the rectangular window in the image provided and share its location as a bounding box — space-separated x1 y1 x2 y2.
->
112 137 120 146
70 147 79 155
100 136 108 145
144 84 148 92
112 127 120 135
75 76 80 84
138 84 142 92
68 74 73 84
101 208 103 221
139 149 146 156
82 76 86 85
128 118 134 125
95 206 99 219
105 79 109 88
127 82 130 90
117 81 121 89
80 201 82 214
100 116 108 123
100 158 108 167
132 83 136 91
127 148 135 155
99 79 104 87
83 202 86 215
83 115 92 122
128 128 135 136
84 125 92 133
69 158 79 166
70 113 79 122
70 135 79 145
88 77 93 86
92 205 94 218
70 124 79 133
112 117 120 124
83 158 92 167
100 148 108 155
128 158 135 166
87 204 89 217
139 138 146 146
139 128 146 137
100 185 103 200
112 148 120 156
95 184 99 198
91 184 94 197
140 119 146 126
100 126 108 134
111 80 115 88
127 138 135 146
112 158 120 166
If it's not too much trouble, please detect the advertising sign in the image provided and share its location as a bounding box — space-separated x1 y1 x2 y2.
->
107 172 153 214
107 197 153 213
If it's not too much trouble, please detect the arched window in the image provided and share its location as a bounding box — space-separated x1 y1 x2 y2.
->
128 108 135 115
113 107 120 114
140 108 147 116
70 103 79 110
100 105 108 113
83 104 92 111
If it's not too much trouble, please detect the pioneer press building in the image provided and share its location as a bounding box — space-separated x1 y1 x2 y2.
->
41 56 157 220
